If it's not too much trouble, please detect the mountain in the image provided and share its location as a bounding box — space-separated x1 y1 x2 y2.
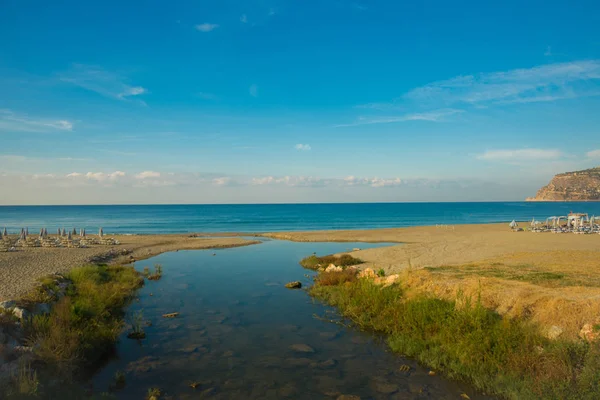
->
526 167 600 201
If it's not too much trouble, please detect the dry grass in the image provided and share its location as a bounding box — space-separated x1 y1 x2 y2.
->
315 269 359 286
300 254 363 270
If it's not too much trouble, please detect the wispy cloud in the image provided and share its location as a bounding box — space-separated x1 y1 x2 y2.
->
240 14 248 23
294 144 311 151
196 23 219 32
135 171 161 179
249 84 259 97
59 64 148 104
335 109 463 127
477 149 562 161
586 149 600 159
0 110 74 133
404 60 600 106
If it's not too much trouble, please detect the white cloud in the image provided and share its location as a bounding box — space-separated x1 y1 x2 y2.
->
212 177 231 186
59 64 148 104
0 109 74 133
586 149 600 159
294 144 311 151
240 14 248 23
196 23 219 32
336 109 463 127
65 171 126 182
404 60 600 106
135 171 161 179
477 149 562 161
249 84 258 97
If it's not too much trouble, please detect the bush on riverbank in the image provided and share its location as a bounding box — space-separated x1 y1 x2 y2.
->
310 271 600 400
300 254 363 270
5 265 144 397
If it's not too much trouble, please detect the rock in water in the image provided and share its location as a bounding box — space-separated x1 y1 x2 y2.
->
285 281 302 289
290 343 315 353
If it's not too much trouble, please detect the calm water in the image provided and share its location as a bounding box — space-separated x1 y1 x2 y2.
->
91 240 492 399
2 202 600 234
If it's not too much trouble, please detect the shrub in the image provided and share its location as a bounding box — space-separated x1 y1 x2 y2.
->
147 264 163 281
377 268 385 277
315 269 359 286
310 275 600 399
300 254 363 270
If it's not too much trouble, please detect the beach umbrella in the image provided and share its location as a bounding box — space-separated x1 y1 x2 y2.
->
25 227 29 236
2 227 6 236
62 228 66 237
72 228 77 236
79 228 83 237
68 231 72 240
0 230 3 240
530 218 536 227
509 220 518 229
44 228 48 238
99 227 103 238
20 229 25 241
39 228 44 238
57 228 61 236
82 228 86 238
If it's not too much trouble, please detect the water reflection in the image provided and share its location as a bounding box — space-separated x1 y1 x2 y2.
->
91 240 491 399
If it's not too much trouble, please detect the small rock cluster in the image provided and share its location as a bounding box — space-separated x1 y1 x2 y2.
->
358 268 400 287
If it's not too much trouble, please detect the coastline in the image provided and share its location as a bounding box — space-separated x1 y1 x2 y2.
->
0 235 260 301
3 223 600 339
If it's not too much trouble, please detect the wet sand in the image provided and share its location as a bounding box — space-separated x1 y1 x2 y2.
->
0 235 259 301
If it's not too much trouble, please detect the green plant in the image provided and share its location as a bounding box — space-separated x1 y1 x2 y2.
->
377 268 386 277
11 361 39 396
147 264 163 281
127 310 146 339
300 254 363 270
142 267 150 277
147 387 161 400
114 370 126 390
310 275 600 400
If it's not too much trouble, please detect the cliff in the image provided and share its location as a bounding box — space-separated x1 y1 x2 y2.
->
526 167 600 201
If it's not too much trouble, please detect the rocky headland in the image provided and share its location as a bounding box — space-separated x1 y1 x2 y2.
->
526 166 600 201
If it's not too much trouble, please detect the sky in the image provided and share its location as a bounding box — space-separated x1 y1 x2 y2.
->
1 0 600 204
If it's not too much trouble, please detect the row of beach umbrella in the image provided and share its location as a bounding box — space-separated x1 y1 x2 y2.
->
1 227 105 240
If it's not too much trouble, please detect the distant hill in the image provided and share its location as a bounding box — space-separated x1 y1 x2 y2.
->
526 167 600 201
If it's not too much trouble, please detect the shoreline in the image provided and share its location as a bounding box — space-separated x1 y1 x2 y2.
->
2 222 600 339
0 235 260 301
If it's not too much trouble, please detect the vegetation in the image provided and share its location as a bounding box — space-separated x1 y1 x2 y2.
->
310 269 600 400
9 264 144 397
147 387 162 400
300 253 363 270
377 268 386 277
147 264 163 281
126 310 146 339
423 263 596 288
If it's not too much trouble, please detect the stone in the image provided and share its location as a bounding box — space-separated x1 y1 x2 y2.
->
285 281 302 289
579 323 599 342
358 268 377 279
546 325 564 340
34 303 51 315
337 395 361 400
318 358 337 369
371 379 399 394
319 331 339 340
325 264 343 272
12 307 28 320
0 300 16 310
290 343 315 353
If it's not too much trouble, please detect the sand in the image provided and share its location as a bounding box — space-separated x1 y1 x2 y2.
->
265 223 600 338
3 223 600 338
0 235 259 301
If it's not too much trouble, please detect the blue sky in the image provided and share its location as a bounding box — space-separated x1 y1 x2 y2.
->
1 0 600 204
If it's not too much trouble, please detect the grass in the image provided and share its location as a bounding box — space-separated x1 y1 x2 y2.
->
147 264 163 281
423 263 597 288
310 269 600 400
9 264 144 397
126 310 146 339
300 253 363 270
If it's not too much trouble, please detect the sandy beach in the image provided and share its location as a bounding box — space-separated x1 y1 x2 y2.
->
3 223 600 338
0 235 259 301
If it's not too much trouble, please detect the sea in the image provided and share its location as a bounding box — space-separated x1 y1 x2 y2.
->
2 202 600 234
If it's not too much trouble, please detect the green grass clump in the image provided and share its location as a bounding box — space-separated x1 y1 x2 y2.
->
25 265 144 376
147 264 163 281
310 275 600 399
300 254 363 270
377 268 386 277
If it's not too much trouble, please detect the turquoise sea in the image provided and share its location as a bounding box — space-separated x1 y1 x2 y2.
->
2 202 600 233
